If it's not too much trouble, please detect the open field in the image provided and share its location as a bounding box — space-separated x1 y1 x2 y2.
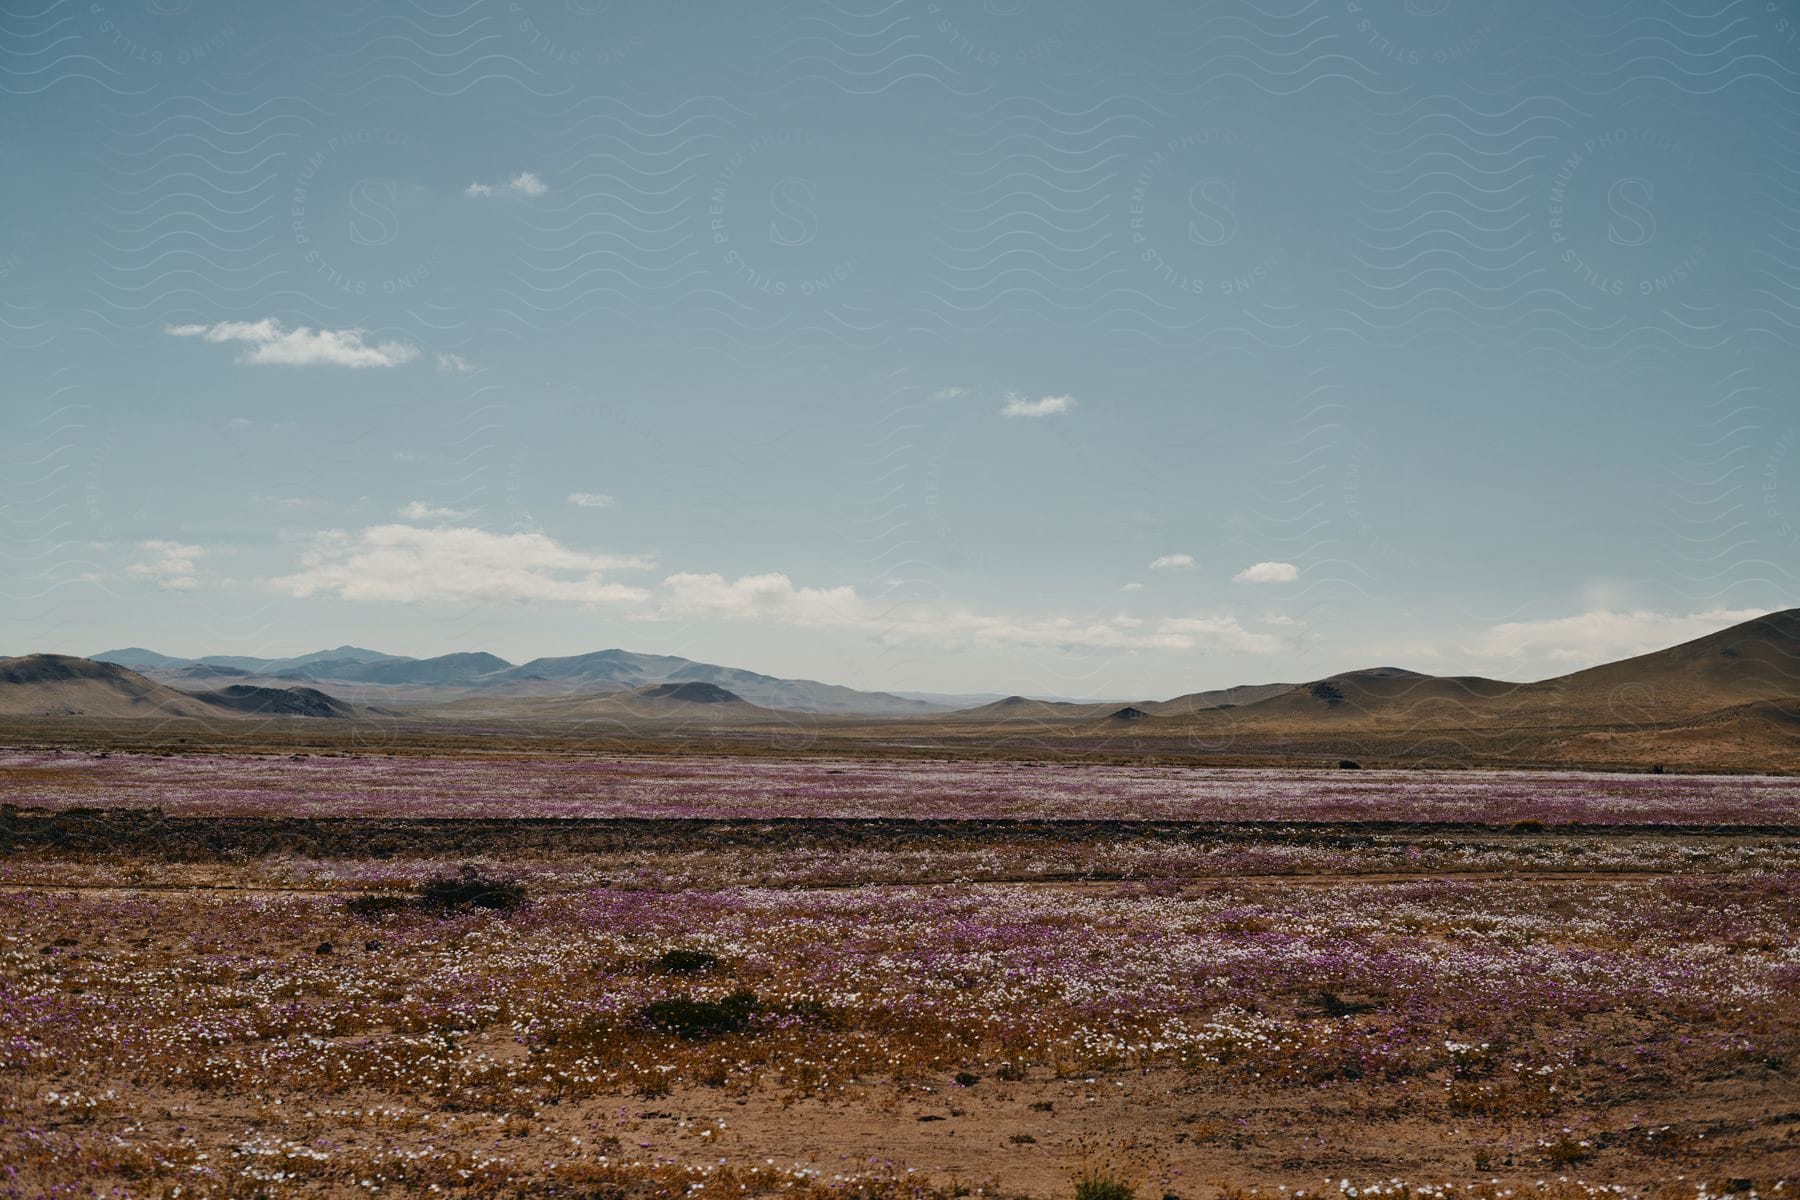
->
4 752 1797 824
2 705 1795 776
2 752 1797 1198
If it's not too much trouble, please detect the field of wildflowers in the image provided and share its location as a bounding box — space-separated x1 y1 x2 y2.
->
0 753 1794 1198
1 751 1795 825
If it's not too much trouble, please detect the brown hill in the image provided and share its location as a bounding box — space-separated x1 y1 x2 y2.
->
192 685 356 719
1143 682 1296 716
1523 608 1800 717
1219 668 1524 727
945 695 1122 721
1178 611 1800 734
0 654 222 719
420 681 785 724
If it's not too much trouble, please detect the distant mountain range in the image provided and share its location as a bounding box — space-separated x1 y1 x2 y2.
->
3 609 1787 770
80 607 1800 726
90 645 958 715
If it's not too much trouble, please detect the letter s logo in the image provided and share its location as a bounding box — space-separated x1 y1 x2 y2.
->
1606 177 1655 247
347 178 400 248
1187 177 1237 247
767 177 818 247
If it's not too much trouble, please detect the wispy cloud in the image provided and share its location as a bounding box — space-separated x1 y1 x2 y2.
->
167 319 418 368
465 171 547 199
566 492 615 509
1155 615 1285 654
397 501 471 521
272 525 652 605
435 353 474 374
1149 553 1194 570
1233 561 1299 584
126 540 203 591
1000 392 1076 419
658 572 863 626
652 573 1194 651
267 523 1294 657
1462 607 1769 666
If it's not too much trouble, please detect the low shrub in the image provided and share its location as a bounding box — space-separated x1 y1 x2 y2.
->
348 868 528 919
1310 990 1377 1018
654 948 722 975
417 867 528 913
344 894 413 920
1073 1174 1134 1200
1540 1132 1593 1166
642 990 759 1040
777 997 838 1029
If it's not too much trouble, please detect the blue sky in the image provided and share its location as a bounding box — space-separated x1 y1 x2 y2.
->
2 0 1797 697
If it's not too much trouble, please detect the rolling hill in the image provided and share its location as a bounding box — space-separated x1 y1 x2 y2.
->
189 685 356 719
1185 611 1800 734
20 609 1798 768
1211 669 1524 727
946 695 1123 721
423 680 786 724
1527 608 1800 716
1143 682 1297 716
104 644 946 715
488 650 939 714
277 652 511 687
0 655 224 719
0 656 354 720
95 645 408 675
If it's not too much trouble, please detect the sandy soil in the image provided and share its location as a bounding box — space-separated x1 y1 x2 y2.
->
3 767 1796 1198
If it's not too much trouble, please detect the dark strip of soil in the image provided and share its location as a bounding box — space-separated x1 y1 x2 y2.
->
3 807 1792 859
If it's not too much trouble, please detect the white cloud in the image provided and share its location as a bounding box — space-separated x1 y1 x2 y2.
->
1000 392 1076 419
566 492 615 509
126 540 203 591
1155 615 1285 654
1463 607 1769 667
265 524 1290 657
1122 582 1145 592
1149 553 1194 570
931 387 970 400
660 572 863 626
1233 561 1299 584
271 525 653 605
889 609 1189 652
167 319 418 368
397 501 471 521
465 171 547 199
652 573 1237 653
435 353 475 374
